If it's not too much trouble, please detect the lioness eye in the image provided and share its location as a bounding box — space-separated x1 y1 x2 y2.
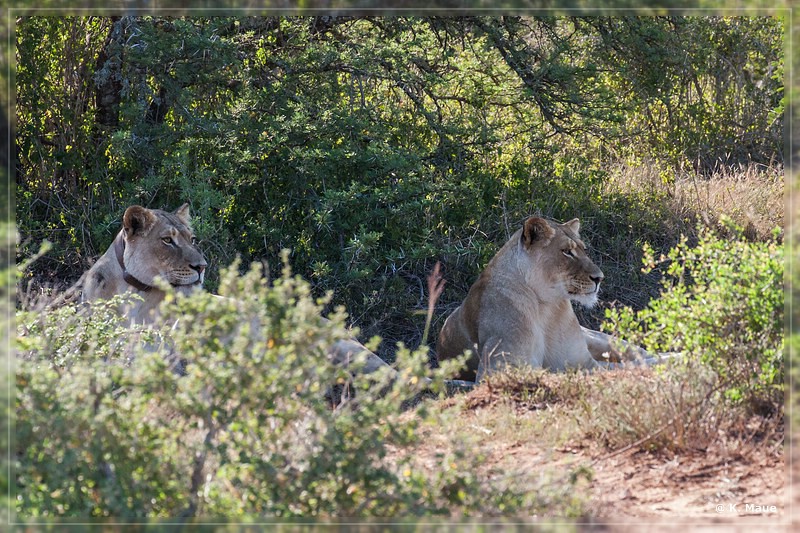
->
191 236 198 245
162 237 174 246
562 249 575 258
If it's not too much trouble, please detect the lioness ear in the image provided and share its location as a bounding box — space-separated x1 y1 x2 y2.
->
563 218 581 235
122 205 157 237
521 217 555 248
174 203 191 226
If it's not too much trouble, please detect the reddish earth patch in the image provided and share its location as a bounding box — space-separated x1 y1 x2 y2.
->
473 411 787 526
586 446 784 519
428 380 790 527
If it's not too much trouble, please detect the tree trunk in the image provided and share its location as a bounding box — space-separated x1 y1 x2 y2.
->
94 16 124 133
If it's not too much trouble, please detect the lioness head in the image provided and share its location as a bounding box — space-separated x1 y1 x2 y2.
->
519 216 604 307
120 204 207 293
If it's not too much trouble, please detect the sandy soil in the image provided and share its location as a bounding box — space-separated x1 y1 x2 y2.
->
422 383 791 530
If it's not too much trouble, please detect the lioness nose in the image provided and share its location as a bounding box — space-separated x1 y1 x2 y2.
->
591 273 604 288
191 263 206 275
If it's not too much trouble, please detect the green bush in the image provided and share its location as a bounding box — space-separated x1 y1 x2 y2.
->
16 292 191 518
603 218 784 414
15 257 560 518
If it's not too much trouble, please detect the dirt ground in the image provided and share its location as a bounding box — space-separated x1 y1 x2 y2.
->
587 446 785 519
424 388 791 530
496 418 786 529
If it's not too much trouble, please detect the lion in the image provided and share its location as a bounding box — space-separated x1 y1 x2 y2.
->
77 204 461 394
80 203 207 323
436 216 662 382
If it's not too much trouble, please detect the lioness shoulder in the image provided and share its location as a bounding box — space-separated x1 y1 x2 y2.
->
436 216 607 381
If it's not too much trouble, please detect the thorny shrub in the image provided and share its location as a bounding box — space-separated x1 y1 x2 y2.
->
15 255 571 518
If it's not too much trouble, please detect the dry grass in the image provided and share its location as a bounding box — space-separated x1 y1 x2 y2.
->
606 161 784 242
672 163 784 240
573 160 785 331
433 363 783 460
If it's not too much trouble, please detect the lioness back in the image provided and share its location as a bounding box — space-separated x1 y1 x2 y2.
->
436 216 605 381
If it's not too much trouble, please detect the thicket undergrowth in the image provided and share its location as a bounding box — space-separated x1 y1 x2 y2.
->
15 259 579 519
15 16 784 359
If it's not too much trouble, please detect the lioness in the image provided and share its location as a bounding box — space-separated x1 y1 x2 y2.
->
81 203 207 323
437 216 658 382
77 204 434 384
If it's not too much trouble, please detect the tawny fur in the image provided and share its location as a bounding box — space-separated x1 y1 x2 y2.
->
82 204 207 323
437 216 655 381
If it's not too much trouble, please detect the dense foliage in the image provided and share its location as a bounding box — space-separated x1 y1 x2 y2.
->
604 221 784 414
16 260 572 518
15 15 784 352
